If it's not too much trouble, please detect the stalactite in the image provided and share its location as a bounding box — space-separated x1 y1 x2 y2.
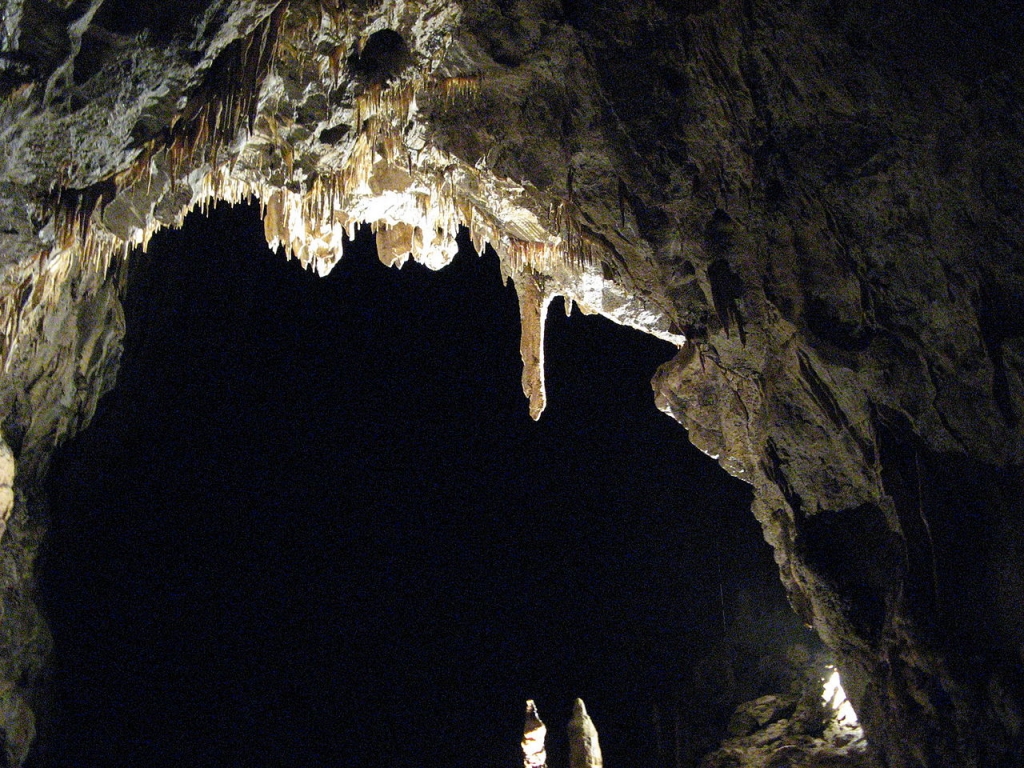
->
431 74 482 105
0 272 35 372
375 221 414 268
52 180 117 252
511 268 555 420
162 3 285 187
0 436 12 538
3 2 292 373
466 203 495 257
505 237 564 274
5 6 617 422
550 199 603 271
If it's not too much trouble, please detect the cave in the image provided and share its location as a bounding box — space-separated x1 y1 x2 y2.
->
0 1 1022 767
37 202 810 767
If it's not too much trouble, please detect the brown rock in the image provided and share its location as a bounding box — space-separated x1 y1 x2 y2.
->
0 2 1021 766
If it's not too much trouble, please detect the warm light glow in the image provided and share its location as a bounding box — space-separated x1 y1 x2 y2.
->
823 667 859 727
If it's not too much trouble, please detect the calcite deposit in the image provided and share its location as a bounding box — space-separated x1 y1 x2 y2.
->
0 0 1021 766
568 698 603 768
522 699 547 768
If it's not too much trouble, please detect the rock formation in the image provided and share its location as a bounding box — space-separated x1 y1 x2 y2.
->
702 661 870 768
523 699 547 768
568 698 603 768
0 0 1021 765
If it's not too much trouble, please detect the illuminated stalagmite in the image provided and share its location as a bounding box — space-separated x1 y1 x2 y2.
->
567 698 603 768
522 699 547 768
0 1 1022 766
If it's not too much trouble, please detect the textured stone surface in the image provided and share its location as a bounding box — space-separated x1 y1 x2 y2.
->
0 0 1021 765
704 663 870 768
522 699 548 768
568 698 603 768
700 659 868 768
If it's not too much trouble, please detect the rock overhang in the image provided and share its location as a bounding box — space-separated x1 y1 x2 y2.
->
0 1 1023 766
3 0 687 429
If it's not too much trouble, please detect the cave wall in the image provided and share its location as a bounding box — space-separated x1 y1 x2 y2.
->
421 2 1024 759
433 3 1024 764
0 0 1022 766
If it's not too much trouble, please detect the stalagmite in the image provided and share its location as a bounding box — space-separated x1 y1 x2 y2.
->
522 700 547 768
511 268 555 420
568 698 603 768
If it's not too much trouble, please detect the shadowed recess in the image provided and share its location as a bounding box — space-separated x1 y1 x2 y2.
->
39 203 805 768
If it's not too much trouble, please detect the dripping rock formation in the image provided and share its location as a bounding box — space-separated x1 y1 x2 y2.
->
0 0 1021 766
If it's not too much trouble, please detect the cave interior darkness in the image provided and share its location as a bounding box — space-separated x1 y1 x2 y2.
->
37 203 816 768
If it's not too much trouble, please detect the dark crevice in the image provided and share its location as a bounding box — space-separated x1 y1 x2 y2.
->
802 293 874 352
796 503 901 642
763 438 802 519
873 405 1024 663
707 256 745 345
71 26 119 86
348 29 411 87
317 123 350 145
977 286 1021 428
90 0 211 43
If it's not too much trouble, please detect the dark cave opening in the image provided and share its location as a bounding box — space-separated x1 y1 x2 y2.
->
37 203 815 768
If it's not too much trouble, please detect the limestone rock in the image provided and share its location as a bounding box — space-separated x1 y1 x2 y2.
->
522 699 547 768
567 698 602 768
0 1 1021 766
704 668 869 768
728 694 798 738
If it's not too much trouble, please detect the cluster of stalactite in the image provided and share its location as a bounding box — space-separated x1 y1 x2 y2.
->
0 0 640 448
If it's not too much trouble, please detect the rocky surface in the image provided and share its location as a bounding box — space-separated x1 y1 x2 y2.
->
0 0 1021 765
703 700 868 768
701 661 870 768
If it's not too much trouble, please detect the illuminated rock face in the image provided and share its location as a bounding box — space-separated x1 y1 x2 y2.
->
702 667 869 768
0 0 1022 766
